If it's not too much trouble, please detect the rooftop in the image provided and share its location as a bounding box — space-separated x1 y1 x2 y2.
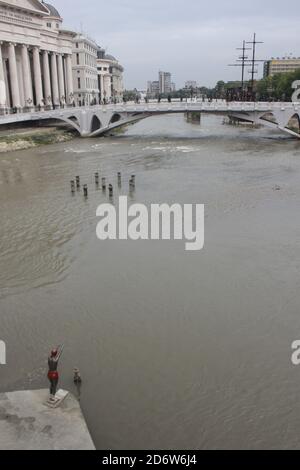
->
43 2 61 19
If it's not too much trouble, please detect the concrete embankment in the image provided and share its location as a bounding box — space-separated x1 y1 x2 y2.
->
0 125 75 153
0 389 95 450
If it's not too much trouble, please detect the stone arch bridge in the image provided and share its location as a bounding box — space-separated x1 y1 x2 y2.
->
0 101 299 139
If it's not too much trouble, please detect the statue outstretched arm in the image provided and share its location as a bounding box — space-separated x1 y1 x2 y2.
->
56 344 64 361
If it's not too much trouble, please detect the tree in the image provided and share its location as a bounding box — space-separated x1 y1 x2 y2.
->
256 70 300 101
123 90 139 102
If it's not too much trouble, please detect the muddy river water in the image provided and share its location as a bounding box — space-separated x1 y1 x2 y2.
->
1 114 300 449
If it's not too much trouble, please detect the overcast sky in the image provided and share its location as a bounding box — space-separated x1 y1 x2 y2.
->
57 0 300 90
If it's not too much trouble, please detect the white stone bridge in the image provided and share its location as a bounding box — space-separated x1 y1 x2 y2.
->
0 100 299 139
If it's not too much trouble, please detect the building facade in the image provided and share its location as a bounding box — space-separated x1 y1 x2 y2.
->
0 0 75 111
264 58 300 77
97 48 124 103
0 0 124 111
147 80 159 97
110 55 124 102
72 33 99 106
159 71 172 94
148 72 173 96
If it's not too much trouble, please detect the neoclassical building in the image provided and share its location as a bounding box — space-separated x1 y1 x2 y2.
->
0 0 124 111
97 47 124 103
72 33 99 107
0 0 75 111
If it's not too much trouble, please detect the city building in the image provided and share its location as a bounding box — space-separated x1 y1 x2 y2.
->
0 1 124 111
159 71 172 94
147 80 159 97
147 71 173 97
97 48 124 103
185 81 198 89
264 57 300 77
0 0 75 111
72 33 99 106
108 54 124 103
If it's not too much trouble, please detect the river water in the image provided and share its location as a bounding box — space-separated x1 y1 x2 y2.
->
1 114 300 449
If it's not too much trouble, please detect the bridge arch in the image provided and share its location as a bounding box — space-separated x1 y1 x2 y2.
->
56 115 81 135
109 113 122 125
287 113 300 133
259 112 278 125
67 115 80 127
91 115 102 133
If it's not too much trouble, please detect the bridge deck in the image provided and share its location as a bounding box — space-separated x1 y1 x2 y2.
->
0 101 298 123
0 101 298 138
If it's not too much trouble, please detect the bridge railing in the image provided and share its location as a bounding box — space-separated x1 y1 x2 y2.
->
95 101 298 113
0 101 298 121
0 103 86 118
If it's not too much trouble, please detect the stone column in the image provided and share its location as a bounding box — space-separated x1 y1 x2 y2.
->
51 52 59 107
57 54 65 105
100 75 104 102
42 50 52 106
65 54 74 104
8 43 21 108
32 47 43 107
21 45 33 108
104 75 111 101
0 42 6 108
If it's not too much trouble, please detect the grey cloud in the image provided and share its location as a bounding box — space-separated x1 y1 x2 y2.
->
56 0 300 88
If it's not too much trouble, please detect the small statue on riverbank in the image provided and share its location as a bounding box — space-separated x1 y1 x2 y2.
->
73 367 82 400
73 367 82 385
47 345 64 402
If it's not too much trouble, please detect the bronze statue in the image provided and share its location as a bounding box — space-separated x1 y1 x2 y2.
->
47 345 64 401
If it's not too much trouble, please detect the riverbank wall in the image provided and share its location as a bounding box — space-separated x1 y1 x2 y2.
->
0 389 95 450
0 125 75 153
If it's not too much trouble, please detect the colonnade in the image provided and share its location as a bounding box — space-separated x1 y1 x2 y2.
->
0 41 74 110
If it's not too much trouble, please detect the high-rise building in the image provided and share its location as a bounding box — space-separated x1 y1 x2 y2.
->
147 71 173 96
159 71 172 94
147 81 159 97
264 58 300 77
